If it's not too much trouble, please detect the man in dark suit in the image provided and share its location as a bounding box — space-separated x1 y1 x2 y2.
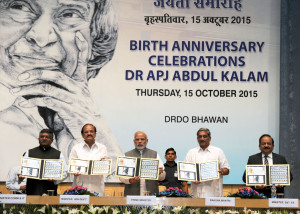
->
242 134 293 198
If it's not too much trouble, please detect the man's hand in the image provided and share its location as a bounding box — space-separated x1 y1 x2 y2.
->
256 185 282 189
218 168 229 176
192 181 201 184
256 185 267 189
11 31 101 155
158 167 164 175
18 174 25 182
20 185 26 190
74 173 81 177
129 176 140 184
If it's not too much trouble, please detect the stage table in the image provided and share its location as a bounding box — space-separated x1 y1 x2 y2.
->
10 196 299 209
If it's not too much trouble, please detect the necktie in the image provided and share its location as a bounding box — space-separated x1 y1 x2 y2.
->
264 155 269 165
265 155 270 185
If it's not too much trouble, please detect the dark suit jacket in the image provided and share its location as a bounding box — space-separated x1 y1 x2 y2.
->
242 152 293 198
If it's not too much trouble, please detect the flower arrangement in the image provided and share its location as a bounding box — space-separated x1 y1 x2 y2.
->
154 187 192 197
1 204 296 214
227 187 267 199
63 185 99 196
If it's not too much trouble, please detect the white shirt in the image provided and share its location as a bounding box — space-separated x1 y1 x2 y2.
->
184 145 230 197
261 153 273 165
6 166 27 192
119 152 166 196
69 141 108 196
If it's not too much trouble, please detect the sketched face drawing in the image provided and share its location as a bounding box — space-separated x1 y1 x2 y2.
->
0 0 119 143
0 0 121 183
0 0 95 88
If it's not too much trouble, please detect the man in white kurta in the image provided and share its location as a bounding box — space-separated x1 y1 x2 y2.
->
69 124 108 196
185 128 230 197
6 166 27 193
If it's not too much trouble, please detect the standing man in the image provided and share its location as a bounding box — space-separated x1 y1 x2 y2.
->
69 124 108 196
23 129 67 195
185 128 230 197
242 134 293 198
160 148 188 193
120 131 166 196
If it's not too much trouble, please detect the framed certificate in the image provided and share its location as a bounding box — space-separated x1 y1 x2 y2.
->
68 158 90 175
42 159 64 180
139 158 160 180
177 161 197 182
115 156 137 178
199 160 219 182
269 164 290 186
245 165 266 186
91 159 112 175
20 157 41 179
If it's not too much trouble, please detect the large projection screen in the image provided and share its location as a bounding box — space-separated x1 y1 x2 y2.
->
0 0 280 184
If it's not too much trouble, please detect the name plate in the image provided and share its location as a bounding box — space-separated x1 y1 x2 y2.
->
205 197 235 207
126 196 156 206
0 194 26 204
60 195 90 204
269 199 299 208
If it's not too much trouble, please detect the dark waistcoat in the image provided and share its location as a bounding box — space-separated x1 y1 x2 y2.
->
26 146 60 196
124 148 159 196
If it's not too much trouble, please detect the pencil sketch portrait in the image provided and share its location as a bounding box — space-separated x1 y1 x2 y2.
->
0 0 123 181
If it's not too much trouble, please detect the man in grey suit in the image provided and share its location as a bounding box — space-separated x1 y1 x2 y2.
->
119 131 165 196
242 134 293 198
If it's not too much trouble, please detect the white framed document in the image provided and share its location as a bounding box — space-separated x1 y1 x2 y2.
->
91 159 112 175
269 164 290 186
199 160 219 182
68 158 90 175
245 165 266 186
20 157 41 179
139 158 160 180
177 161 197 182
115 156 137 178
42 159 64 180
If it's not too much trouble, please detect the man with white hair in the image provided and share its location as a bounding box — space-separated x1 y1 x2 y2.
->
185 128 230 197
120 131 166 196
